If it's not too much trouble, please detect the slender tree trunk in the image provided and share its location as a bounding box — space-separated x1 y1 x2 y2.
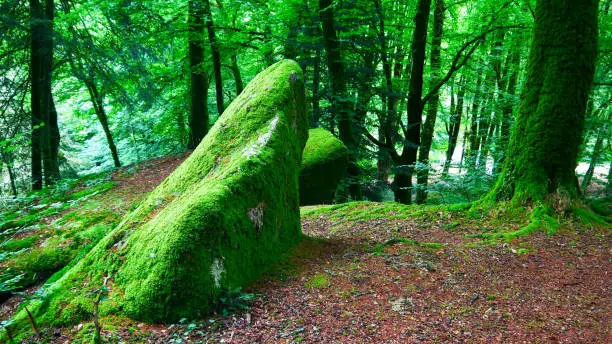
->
466 73 483 171
311 48 322 127
84 78 121 168
30 0 44 190
494 49 520 173
229 54 243 96
188 0 209 149
458 123 468 173
319 0 362 200
443 75 465 175
1 152 18 197
581 125 608 193
203 0 224 115
605 160 612 197
488 0 598 205
416 0 444 204
392 0 432 204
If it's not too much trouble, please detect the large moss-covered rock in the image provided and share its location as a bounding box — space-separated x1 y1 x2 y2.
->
299 128 348 205
8 60 307 334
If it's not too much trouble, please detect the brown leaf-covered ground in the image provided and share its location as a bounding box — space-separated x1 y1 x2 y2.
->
6 156 610 343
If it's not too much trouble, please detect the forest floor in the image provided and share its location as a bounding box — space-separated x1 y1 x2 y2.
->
1 155 610 343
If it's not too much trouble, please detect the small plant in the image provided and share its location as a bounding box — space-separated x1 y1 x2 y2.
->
215 287 256 316
89 276 110 344
305 273 330 289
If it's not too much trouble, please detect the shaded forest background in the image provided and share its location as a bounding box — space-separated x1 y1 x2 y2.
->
1 0 610 204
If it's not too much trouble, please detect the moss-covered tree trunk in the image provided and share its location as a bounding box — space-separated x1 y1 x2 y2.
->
488 0 598 204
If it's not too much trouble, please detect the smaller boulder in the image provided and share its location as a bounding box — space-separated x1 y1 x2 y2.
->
300 128 349 205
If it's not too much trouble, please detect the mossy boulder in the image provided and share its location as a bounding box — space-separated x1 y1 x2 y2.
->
299 128 349 205
7 60 307 335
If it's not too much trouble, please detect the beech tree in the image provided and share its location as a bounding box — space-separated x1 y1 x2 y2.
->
487 0 599 205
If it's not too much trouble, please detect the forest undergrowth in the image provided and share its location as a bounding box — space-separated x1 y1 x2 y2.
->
1 154 609 343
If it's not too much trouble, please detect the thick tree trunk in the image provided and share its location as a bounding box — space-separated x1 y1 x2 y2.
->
203 0 224 115
416 0 444 204
488 0 598 205
39 0 59 185
392 0 432 204
319 0 362 200
188 0 209 149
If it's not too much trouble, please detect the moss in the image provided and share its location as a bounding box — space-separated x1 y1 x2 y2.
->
0 236 37 252
299 128 348 205
5 60 307 339
472 205 560 242
305 273 330 289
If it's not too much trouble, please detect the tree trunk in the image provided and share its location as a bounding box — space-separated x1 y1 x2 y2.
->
311 48 322 127
392 0 432 204
493 49 520 174
488 0 598 205
229 54 243 96
581 124 608 193
416 0 444 204
465 73 483 171
203 0 224 115
40 0 59 185
1 152 18 197
84 77 121 168
606 160 612 197
188 0 209 149
30 0 44 190
319 0 362 200
443 75 465 175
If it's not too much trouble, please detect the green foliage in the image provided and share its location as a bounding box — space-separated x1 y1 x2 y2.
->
215 288 256 316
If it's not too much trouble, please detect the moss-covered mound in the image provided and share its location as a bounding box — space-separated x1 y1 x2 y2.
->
7 60 307 335
299 128 348 205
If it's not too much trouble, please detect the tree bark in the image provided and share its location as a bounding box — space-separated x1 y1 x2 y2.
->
416 0 444 204
392 0 432 204
319 0 362 200
203 0 224 115
84 77 121 168
229 54 243 96
30 0 44 190
188 0 209 149
493 48 520 174
581 123 608 193
443 75 465 175
488 0 598 205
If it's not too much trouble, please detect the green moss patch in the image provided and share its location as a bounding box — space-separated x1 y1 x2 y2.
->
299 128 348 205
5 60 308 339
